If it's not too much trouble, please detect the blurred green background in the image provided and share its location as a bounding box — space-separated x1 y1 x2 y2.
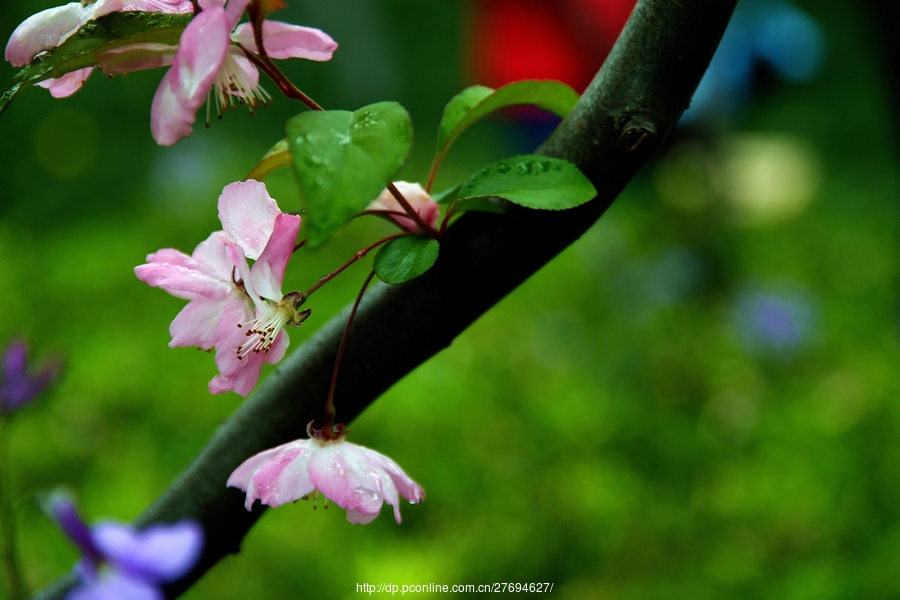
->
2 0 900 598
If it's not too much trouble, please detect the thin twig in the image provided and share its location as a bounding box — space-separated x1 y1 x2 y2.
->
323 270 377 432
386 182 439 238
301 234 404 299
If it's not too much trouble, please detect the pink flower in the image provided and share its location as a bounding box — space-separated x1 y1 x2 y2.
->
5 0 337 145
4 0 193 97
135 180 305 396
367 181 440 233
4 0 179 68
107 0 337 145
228 430 425 524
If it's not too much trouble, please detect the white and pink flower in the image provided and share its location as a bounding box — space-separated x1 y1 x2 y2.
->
135 180 306 396
4 0 193 69
228 429 425 524
367 181 440 233
5 0 337 145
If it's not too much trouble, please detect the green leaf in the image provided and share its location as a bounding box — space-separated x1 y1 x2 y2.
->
246 139 290 181
434 184 505 224
433 184 462 205
287 102 413 248
435 85 494 153
454 198 506 215
458 155 596 211
374 236 440 284
427 80 580 188
1 11 192 115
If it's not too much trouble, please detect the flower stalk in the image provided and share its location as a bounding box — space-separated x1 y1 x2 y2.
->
322 270 376 435
0 417 25 600
301 233 404 300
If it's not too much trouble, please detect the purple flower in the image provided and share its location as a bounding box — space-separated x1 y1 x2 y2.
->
47 494 203 600
734 287 815 354
0 340 60 413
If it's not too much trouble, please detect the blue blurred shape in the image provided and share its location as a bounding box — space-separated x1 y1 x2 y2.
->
680 0 825 125
734 287 815 354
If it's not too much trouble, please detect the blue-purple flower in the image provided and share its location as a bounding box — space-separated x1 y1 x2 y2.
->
47 494 203 600
734 288 815 355
0 340 60 413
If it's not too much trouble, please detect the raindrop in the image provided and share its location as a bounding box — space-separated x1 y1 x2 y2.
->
496 162 510 174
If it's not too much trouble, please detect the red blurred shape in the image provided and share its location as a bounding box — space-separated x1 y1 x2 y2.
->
467 0 636 92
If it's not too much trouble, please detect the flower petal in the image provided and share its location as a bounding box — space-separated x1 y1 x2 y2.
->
191 231 237 277
0 341 59 412
248 212 300 301
91 520 203 583
346 509 379 525
91 0 194 17
46 494 104 570
150 7 230 146
68 572 162 600
35 67 94 98
217 180 280 261
134 261 232 301
264 329 289 365
358 446 426 505
232 21 337 61
2 341 26 381
223 0 252 31
5 2 93 67
307 441 386 520
209 295 259 395
168 296 230 349
367 181 440 233
228 443 304 510
136 233 236 301
227 446 281 492
250 446 315 508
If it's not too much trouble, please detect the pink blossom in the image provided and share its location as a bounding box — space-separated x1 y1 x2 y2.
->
4 0 337 145
4 0 193 81
228 430 425 524
135 180 305 396
367 181 441 233
110 0 337 145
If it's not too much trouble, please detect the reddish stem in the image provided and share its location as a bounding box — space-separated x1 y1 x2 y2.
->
240 48 324 112
323 269 377 433
301 234 404 299
386 182 439 239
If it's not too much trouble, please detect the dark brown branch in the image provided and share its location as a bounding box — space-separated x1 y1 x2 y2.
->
33 0 736 597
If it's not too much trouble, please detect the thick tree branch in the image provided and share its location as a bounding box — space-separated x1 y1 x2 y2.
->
34 0 736 597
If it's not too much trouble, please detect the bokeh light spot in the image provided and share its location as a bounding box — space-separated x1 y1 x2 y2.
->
33 108 100 180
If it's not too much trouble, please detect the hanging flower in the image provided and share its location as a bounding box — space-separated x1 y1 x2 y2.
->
135 180 306 396
46 493 203 600
4 0 337 144
4 0 194 97
119 0 337 144
367 181 440 233
228 425 425 524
